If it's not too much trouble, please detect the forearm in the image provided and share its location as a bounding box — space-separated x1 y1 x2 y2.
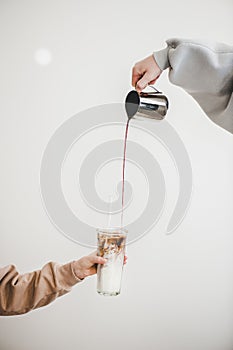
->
0 262 82 316
153 38 233 133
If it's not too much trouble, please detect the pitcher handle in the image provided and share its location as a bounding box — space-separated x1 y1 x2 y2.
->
148 85 162 94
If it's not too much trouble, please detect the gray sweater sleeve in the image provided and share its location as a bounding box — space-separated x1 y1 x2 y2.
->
153 38 233 134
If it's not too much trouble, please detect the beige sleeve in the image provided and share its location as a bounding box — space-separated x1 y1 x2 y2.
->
0 261 82 316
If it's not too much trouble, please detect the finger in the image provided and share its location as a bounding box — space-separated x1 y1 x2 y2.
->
89 255 107 265
135 79 147 92
88 266 98 276
124 255 128 265
136 72 153 92
149 76 159 85
132 71 142 88
132 63 145 87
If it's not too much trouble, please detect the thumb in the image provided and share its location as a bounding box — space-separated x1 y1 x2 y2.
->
91 256 107 265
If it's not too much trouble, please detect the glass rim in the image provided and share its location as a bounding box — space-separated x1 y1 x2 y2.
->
96 226 128 235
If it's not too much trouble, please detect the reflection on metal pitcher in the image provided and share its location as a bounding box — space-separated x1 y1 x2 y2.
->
125 86 169 121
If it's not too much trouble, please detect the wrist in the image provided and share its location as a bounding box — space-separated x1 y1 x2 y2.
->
71 261 85 281
153 46 170 71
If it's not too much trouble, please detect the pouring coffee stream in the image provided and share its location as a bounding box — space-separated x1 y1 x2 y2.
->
121 86 169 228
96 87 169 297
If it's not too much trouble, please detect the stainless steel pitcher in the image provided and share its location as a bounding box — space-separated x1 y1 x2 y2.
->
125 86 169 120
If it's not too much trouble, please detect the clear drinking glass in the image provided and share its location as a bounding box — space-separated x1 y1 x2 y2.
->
97 227 127 296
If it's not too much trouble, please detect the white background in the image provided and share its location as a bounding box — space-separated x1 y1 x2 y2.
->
0 1 233 349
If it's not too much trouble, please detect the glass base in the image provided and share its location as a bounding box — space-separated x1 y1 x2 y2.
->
97 290 120 296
